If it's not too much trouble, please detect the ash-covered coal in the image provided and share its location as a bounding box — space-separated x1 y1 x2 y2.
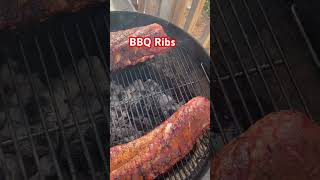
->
0 153 23 180
110 78 185 146
0 56 107 179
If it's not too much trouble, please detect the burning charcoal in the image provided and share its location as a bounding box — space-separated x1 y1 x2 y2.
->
90 56 108 90
110 78 185 146
89 97 102 114
0 61 19 88
39 155 56 176
0 123 43 157
14 73 32 104
75 173 91 180
0 118 26 140
29 173 42 180
133 80 140 90
31 74 47 91
158 94 169 106
53 87 70 121
7 107 24 125
0 64 10 86
0 153 23 180
24 127 59 157
64 119 91 141
77 59 90 78
7 93 18 107
77 58 97 94
0 112 6 129
28 155 58 179
63 71 81 100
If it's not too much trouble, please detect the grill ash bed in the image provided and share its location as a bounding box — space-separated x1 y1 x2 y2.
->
0 7 109 180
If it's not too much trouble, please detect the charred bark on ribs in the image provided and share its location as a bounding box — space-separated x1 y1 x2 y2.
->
0 0 106 30
110 23 171 72
110 97 210 179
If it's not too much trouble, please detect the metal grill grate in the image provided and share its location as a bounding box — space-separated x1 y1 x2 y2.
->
0 7 108 180
110 46 210 179
211 0 317 151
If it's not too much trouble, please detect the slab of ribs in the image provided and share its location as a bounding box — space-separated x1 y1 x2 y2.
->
0 0 106 30
110 23 171 72
110 96 210 179
211 111 320 180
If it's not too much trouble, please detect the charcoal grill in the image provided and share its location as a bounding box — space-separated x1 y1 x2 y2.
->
211 0 320 155
0 7 109 180
110 12 211 179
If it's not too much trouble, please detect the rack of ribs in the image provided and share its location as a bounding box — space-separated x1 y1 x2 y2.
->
211 111 320 180
110 23 172 72
110 96 210 179
0 0 106 30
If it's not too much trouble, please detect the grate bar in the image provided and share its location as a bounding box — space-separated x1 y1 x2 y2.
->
0 147 10 178
172 50 215 177
113 74 140 135
116 73 141 132
88 18 109 79
255 0 311 118
176 47 228 146
178 47 228 144
62 27 102 180
19 40 63 180
111 77 199 108
214 0 279 111
211 53 243 133
133 66 161 128
212 60 284 83
235 0 293 109
124 71 154 129
129 65 177 180
0 89 28 180
159 49 211 178
6 59 43 178
211 23 265 115
145 57 182 179
0 8 111 180
158 55 194 178
0 113 102 146
291 4 320 69
48 33 96 179
171 50 212 173
74 25 109 167
121 72 150 131
213 29 254 124
35 36 79 179
110 103 134 145
165 57 199 179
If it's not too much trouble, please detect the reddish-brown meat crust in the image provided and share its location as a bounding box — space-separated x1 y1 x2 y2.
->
110 23 171 72
0 0 106 30
110 96 210 179
211 111 320 180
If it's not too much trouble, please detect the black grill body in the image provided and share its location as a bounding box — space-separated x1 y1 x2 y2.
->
110 11 211 180
0 7 109 180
